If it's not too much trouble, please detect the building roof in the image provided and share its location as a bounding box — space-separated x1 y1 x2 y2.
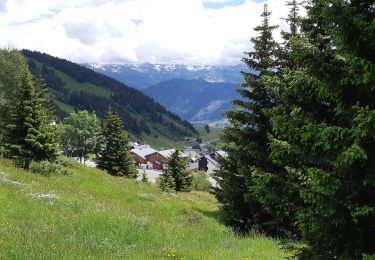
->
158 149 188 159
184 150 200 159
131 147 157 159
189 162 199 171
205 155 220 166
133 144 152 150
216 150 228 159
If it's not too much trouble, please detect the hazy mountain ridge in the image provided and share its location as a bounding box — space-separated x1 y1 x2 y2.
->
84 63 249 90
143 79 240 122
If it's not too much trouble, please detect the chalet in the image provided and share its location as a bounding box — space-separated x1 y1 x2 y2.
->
131 147 157 168
199 154 220 174
147 149 188 164
206 155 220 174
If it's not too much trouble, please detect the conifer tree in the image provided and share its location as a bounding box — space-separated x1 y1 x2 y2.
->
3 64 57 169
247 0 304 238
270 0 375 257
0 49 33 154
168 149 192 192
98 108 137 177
158 169 175 192
214 4 287 235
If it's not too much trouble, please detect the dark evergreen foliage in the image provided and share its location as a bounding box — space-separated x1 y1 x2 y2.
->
97 108 137 178
216 0 374 258
269 0 375 258
214 4 296 236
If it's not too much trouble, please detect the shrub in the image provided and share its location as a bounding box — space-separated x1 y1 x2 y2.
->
141 171 148 183
192 172 212 192
158 170 175 192
30 161 68 176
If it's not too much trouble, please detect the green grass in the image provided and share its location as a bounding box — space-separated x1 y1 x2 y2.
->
54 99 76 114
195 125 223 143
0 158 289 259
30 58 113 97
54 70 113 97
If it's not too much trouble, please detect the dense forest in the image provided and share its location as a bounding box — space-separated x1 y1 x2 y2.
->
22 50 196 140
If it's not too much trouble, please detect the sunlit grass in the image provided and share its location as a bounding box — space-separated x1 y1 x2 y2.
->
0 157 288 259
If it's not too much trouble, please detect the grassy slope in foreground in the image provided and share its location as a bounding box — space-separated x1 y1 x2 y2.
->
0 158 288 259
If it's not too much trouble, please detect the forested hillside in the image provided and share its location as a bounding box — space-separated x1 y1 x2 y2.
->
22 50 196 146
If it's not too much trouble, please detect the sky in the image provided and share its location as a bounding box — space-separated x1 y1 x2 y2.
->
0 0 293 65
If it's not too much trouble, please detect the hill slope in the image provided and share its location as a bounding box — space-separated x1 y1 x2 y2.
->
0 158 288 259
21 50 196 148
143 79 239 122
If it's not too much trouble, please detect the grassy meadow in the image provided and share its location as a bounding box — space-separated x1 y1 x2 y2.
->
0 157 289 259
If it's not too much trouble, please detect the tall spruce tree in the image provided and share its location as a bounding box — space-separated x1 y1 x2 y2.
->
3 62 57 169
167 149 192 192
214 4 288 235
270 0 375 258
98 108 137 177
248 0 304 238
0 49 32 153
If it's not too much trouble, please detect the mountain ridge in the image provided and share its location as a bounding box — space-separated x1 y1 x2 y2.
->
84 63 248 90
143 78 240 122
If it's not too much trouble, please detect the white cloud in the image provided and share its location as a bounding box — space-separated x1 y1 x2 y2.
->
0 0 293 65
0 0 8 13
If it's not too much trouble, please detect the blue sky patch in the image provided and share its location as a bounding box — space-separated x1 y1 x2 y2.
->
203 0 245 9
131 19 143 26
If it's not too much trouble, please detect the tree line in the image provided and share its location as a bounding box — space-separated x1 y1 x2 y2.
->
215 0 374 259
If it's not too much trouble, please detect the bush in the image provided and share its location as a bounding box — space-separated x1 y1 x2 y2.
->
192 172 212 192
30 161 68 176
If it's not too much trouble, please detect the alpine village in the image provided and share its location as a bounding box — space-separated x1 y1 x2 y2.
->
0 0 374 259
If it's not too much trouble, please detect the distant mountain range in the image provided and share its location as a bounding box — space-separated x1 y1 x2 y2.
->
84 63 248 90
84 63 250 122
